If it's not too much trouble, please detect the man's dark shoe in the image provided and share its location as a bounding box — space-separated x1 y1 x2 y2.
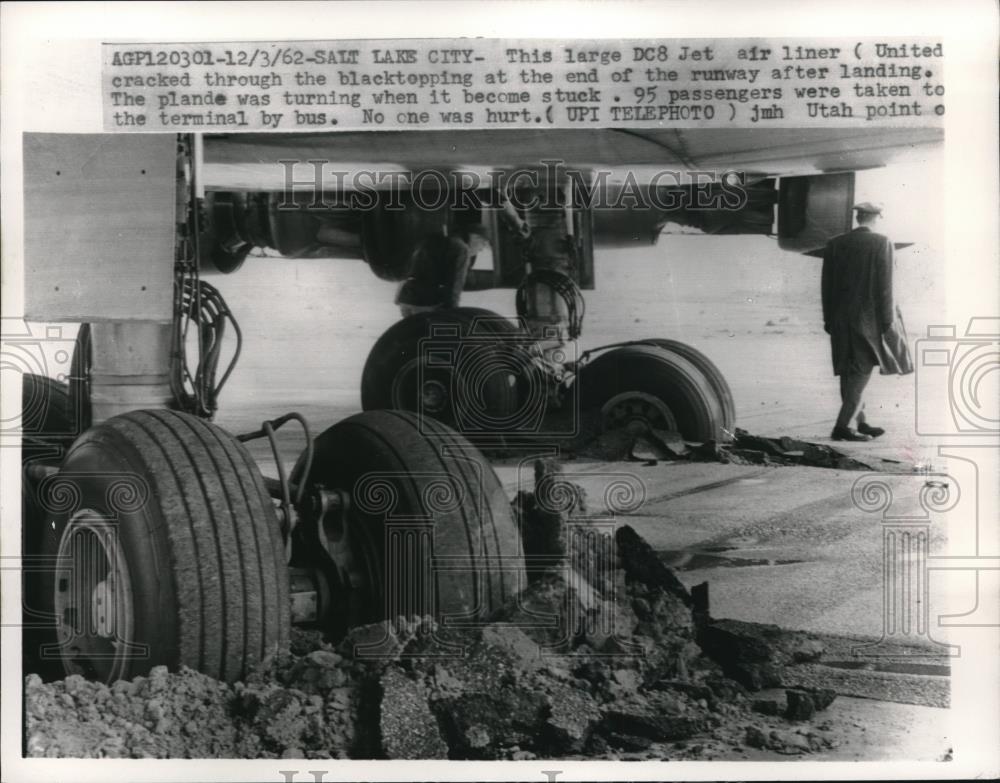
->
831 426 872 442
857 422 885 438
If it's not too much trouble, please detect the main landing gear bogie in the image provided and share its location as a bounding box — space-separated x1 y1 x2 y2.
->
20 318 731 686
361 309 735 445
21 394 524 683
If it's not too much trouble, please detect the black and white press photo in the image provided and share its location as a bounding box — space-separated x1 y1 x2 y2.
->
1 2 997 781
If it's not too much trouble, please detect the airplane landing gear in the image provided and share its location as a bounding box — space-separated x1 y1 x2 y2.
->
627 338 736 433
576 344 728 443
26 400 524 684
362 313 735 445
40 409 290 683
19 288 526 685
361 308 534 437
599 390 679 435
289 410 523 637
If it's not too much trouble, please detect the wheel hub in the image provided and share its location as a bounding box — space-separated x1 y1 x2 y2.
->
300 485 379 633
91 574 117 638
391 357 452 417
54 511 135 682
601 391 678 435
420 378 448 414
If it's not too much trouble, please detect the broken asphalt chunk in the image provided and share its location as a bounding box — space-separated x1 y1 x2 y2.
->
541 683 602 754
784 689 824 721
598 700 706 742
378 667 447 759
615 524 692 606
433 690 549 759
751 698 783 716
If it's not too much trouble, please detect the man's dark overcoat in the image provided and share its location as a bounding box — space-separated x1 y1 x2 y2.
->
821 226 912 376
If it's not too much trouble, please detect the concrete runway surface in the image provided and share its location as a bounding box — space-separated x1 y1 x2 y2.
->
202 234 960 759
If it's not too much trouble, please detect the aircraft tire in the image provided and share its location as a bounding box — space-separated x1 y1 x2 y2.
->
40 409 289 683
578 345 725 443
292 410 523 629
21 373 78 598
361 308 526 435
21 373 76 455
69 323 92 433
631 338 736 432
21 373 78 679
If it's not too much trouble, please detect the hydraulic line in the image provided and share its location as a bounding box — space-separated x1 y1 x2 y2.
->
170 134 243 419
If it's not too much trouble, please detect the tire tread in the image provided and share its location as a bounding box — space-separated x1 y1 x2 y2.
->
99 410 286 680
300 410 522 626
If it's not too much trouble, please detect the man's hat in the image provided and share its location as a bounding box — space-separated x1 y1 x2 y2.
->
852 202 883 215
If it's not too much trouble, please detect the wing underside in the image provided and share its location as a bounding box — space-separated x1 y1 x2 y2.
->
202 127 943 190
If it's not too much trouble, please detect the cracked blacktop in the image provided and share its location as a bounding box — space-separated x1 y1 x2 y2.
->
199 242 971 761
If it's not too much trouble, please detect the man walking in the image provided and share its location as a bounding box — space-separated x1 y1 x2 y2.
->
822 202 912 441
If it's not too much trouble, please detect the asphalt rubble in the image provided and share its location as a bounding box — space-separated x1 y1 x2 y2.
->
25 459 846 760
573 426 898 471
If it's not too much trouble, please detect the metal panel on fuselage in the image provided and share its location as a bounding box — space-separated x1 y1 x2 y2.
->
23 133 177 323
